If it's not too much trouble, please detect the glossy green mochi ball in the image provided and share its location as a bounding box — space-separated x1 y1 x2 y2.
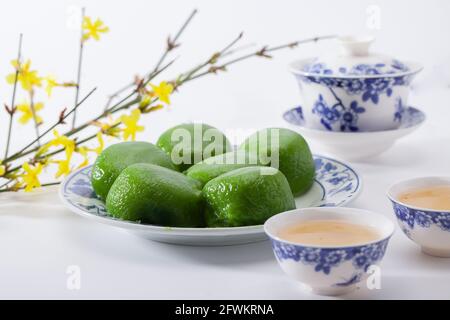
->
91 141 176 200
202 166 296 227
156 123 232 172
185 150 263 187
240 128 315 196
106 163 204 227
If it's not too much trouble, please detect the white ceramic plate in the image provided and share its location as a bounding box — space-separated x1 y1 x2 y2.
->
59 155 361 246
284 106 425 161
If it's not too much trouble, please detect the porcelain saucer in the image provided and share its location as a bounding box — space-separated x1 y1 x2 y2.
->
283 106 425 161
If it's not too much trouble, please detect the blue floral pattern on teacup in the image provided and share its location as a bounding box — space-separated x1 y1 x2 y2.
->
312 93 366 131
302 62 334 75
334 273 362 287
271 237 389 282
294 73 415 132
391 201 450 232
394 98 406 122
361 78 393 104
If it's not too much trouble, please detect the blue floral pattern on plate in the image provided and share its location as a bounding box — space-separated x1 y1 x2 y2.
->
313 157 359 206
61 155 361 222
64 166 108 217
391 201 450 232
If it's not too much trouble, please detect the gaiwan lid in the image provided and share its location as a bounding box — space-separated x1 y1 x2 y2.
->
299 36 421 77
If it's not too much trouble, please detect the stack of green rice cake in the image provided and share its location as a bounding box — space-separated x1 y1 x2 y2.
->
91 124 315 228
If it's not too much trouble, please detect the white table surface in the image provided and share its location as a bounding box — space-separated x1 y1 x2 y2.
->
1 0 450 300
1 88 450 300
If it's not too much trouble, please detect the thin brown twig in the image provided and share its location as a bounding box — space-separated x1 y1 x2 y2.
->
71 7 85 129
5 126 110 176
141 58 178 89
221 42 257 58
186 35 337 82
219 32 244 56
266 35 337 52
4 91 136 166
0 181 60 193
177 32 245 86
4 88 97 164
103 9 197 109
3 33 23 159
66 59 175 140
0 179 13 190
3 60 173 168
152 9 197 73
28 90 41 147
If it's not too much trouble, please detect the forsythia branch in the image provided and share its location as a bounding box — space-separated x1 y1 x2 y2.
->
0 9 335 192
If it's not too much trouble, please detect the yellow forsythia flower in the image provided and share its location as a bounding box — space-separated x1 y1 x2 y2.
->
150 81 173 105
76 146 90 169
120 109 144 141
44 75 59 97
105 125 121 138
93 132 105 155
54 153 73 178
92 115 121 137
0 164 5 177
75 133 104 169
82 16 109 41
55 160 71 178
51 142 74 178
16 101 44 125
143 104 164 113
10 180 24 192
21 163 43 192
50 130 75 151
6 59 42 91
39 130 75 156
139 94 152 108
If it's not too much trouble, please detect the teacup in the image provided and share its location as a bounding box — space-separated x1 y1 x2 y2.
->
264 207 395 296
289 36 422 132
387 177 450 257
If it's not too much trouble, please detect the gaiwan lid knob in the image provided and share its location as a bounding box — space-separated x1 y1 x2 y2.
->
338 35 374 57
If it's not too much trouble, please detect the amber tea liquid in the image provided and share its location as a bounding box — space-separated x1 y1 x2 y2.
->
277 220 380 246
398 185 450 211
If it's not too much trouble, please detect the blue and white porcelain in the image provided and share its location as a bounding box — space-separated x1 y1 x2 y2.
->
283 105 425 161
59 155 361 246
264 207 395 296
387 177 450 257
289 36 423 132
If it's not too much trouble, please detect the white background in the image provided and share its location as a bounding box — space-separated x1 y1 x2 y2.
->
0 0 449 299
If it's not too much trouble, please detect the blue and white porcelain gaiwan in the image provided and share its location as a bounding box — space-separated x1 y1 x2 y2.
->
289 36 423 132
